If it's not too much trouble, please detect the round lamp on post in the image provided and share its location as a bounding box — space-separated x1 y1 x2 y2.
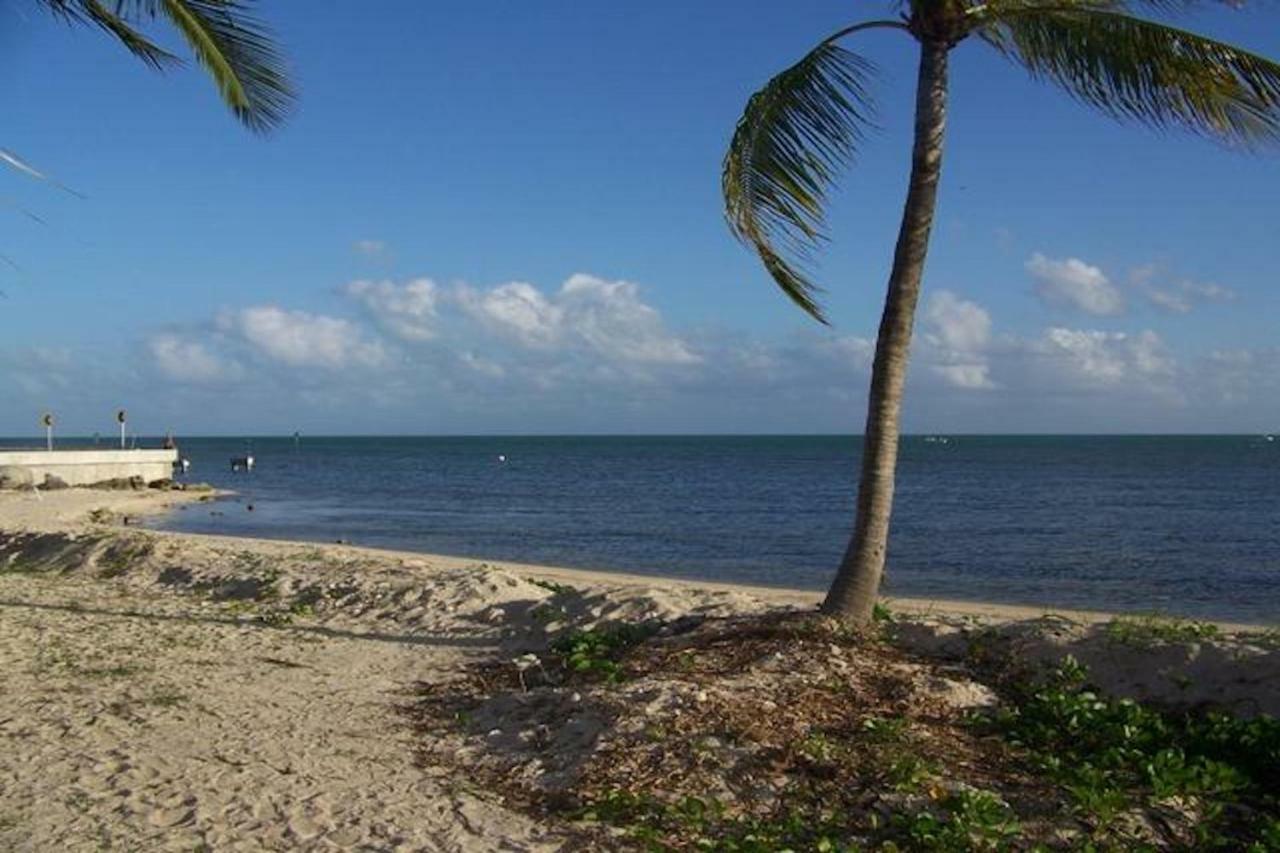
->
116 409 127 450
41 412 54 451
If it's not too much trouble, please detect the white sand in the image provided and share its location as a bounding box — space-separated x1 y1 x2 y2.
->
0 489 1275 850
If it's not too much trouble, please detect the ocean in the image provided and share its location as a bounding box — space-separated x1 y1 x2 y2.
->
140 435 1278 623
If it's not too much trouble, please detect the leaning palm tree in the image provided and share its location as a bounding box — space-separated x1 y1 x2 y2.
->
724 0 1280 624
34 0 292 131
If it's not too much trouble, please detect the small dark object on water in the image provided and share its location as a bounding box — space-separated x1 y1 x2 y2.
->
247 504 254 512
335 538 352 545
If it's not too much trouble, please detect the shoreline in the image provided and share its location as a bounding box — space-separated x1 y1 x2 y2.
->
142 526 1270 631
3 487 1278 849
2 487 1269 631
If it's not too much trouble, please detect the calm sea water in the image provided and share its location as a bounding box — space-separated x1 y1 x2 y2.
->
134 435 1278 623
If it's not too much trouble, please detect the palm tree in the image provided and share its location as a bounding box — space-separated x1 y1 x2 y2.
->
34 0 293 132
723 0 1280 625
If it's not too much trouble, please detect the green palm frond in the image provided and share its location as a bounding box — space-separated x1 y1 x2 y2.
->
973 3 1280 145
36 0 293 132
40 0 177 67
723 41 879 323
157 0 293 132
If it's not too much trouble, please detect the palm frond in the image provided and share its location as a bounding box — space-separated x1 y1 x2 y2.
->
723 42 879 323
35 0 293 132
157 0 293 132
41 0 179 68
973 3 1280 145
0 147 86 197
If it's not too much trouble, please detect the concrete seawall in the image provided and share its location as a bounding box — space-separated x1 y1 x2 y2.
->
0 449 178 488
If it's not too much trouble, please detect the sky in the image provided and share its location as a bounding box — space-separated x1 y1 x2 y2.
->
1 0 1277 437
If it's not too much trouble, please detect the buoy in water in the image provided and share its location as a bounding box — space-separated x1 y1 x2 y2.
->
497 454 507 463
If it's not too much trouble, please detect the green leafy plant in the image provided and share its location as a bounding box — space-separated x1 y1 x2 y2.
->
528 577 577 596
578 789 858 851
861 714 909 742
893 789 1021 851
1104 613 1222 647
981 660 1280 845
549 622 660 683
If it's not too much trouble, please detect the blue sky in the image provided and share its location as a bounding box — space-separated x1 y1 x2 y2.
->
1 0 1277 436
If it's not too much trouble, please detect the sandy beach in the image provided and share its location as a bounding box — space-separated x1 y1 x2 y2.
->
2 488 1277 850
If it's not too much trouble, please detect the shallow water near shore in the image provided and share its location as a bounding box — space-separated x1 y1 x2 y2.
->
137 435 1278 623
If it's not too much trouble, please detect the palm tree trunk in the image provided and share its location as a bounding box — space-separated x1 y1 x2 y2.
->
821 38 950 624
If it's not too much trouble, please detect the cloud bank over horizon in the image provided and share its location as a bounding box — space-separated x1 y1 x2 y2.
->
2 260 1275 436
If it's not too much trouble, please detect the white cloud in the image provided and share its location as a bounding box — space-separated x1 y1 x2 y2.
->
557 274 699 365
1031 327 1175 388
925 290 991 352
455 281 563 348
922 290 995 390
148 334 242 384
458 351 506 379
1196 347 1280 404
932 364 995 390
912 291 1176 396
0 346 76 396
1130 265 1236 314
345 278 440 341
102 268 1280 435
381 273 699 366
819 335 875 369
1028 253 1125 316
225 306 386 369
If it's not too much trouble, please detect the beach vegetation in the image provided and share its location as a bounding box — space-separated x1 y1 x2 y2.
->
96 537 153 579
29 0 292 133
62 790 91 813
256 608 294 627
288 599 316 618
889 789 1022 851
528 577 578 596
1250 627 1280 650
548 621 661 683
975 660 1280 846
722 0 1280 625
530 602 567 625
861 714 910 743
1104 612 1222 646
409 613 1280 850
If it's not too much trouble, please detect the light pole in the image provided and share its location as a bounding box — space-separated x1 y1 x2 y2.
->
42 412 54 451
117 409 127 450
